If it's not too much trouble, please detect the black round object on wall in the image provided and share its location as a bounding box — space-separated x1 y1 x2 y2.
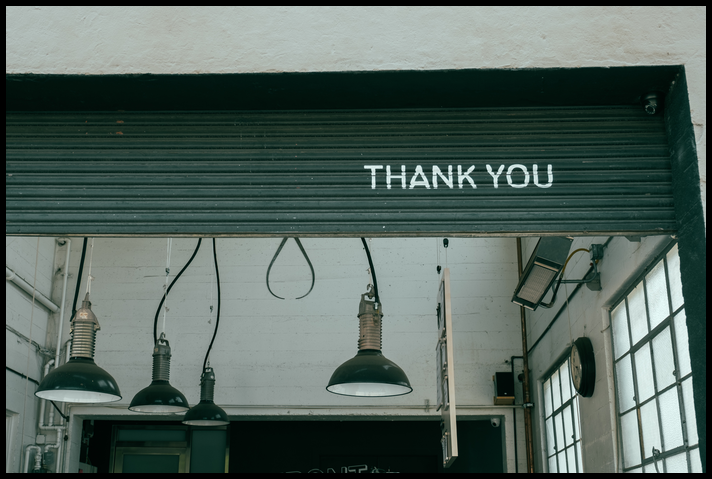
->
570 337 596 398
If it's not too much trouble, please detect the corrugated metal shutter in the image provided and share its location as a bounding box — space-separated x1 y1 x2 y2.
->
6 107 674 236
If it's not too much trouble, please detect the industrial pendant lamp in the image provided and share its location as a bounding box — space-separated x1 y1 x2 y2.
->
128 332 189 413
129 239 202 414
36 238 122 403
326 239 413 397
36 293 122 403
182 366 229 426
183 238 229 426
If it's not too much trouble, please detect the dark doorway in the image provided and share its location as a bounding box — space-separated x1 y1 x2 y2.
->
87 419 505 473
228 419 504 473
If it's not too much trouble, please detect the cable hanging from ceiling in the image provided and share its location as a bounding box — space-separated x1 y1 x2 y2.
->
130 238 203 414
326 238 412 397
183 238 229 426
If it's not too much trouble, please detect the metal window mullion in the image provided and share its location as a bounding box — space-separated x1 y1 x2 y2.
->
663 255 691 472
545 376 557 471
623 296 645 468
557 363 565 471
573 395 581 472
549 370 561 471
643 272 668 472
566 384 578 473
609 307 628 471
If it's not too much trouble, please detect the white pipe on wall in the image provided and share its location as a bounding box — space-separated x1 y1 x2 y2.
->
38 359 67 474
23 445 41 473
53 238 71 378
6 266 59 312
35 239 72 474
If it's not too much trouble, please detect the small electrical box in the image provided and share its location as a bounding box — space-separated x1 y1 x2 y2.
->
493 372 515 405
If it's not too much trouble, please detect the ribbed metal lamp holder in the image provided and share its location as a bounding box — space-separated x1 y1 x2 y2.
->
357 291 382 351
70 293 100 359
152 334 172 382
199 368 217 402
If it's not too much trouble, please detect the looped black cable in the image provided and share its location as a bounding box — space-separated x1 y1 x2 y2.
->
266 237 316 300
153 238 203 344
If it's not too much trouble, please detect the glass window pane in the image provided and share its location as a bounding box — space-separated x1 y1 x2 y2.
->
611 301 630 359
576 442 583 472
546 417 556 456
690 448 701 473
643 463 659 473
673 309 691 377
628 283 648 345
544 378 553 417
572 397 580 441
560 360 571 401
651 326 675 391
634 344 655 402
554 412 565 456
666 245 684 311
681 378 698 446
658 387 683 451
640 400 662 460
548 453 558 473
646 260 670 329
615 354 636 412
664 452 688 473
566 446 576 473
552 369 561 411
621 410 641 468
557 451 567 473
563 405 574 447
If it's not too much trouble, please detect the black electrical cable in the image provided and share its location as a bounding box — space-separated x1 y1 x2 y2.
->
360 238 380 305
70 238 89 321
50 398 70 421
153 238 203 344
202 238 221 372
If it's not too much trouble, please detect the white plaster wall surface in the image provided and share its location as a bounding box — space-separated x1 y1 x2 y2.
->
524 234 678 472
5 6 705 74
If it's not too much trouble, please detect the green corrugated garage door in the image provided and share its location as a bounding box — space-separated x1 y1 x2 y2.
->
6 106 674 237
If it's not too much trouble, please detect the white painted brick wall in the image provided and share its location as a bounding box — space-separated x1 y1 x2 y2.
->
19 236 524 471
5 237 57 473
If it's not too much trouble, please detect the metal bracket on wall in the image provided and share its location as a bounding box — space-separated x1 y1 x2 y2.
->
560 244 604 292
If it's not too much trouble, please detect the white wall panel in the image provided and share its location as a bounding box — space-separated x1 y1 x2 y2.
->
525 234 673 472
5 237 57 473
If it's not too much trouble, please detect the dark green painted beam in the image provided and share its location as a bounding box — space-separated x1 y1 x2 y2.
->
6 66 680 112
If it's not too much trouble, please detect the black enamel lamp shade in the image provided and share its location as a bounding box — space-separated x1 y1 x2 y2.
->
35 357 122 403
129 380 190 413
182 367 229 425
182 399 229 426
129 335 190 413
326 350 413 397
35 293 122 403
